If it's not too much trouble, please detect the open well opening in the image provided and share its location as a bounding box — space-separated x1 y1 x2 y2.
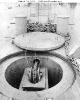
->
5 57 63 91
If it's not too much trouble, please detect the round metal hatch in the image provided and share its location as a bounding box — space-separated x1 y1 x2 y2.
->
13 32 65 51
0 51 76 100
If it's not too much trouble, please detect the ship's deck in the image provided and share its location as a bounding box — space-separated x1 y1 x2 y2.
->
0 4 80 100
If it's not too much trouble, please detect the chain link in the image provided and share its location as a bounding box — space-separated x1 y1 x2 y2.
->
60 33 80 73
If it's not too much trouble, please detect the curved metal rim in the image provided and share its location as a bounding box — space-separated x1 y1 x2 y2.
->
13 41 65 51
0 50 76 74
0 51 76 99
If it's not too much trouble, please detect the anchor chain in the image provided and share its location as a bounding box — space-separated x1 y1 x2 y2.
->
64 33 80 73
64 33 71 57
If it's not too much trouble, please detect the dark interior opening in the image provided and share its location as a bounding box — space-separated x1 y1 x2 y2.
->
5 56 63 91
23 87 43 91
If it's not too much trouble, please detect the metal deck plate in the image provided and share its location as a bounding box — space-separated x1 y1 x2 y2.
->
13 32 65 51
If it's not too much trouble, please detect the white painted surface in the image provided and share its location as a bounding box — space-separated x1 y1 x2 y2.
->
0 3 80 100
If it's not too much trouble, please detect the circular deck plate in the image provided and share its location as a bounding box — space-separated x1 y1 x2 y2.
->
13 32 65 51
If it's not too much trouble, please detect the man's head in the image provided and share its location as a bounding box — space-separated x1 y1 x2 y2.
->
33 59 40 65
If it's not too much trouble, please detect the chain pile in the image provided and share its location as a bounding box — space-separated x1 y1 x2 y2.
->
63 33 80 73
27 20 56 33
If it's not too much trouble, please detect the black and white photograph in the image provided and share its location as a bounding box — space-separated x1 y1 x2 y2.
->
0 0 80 100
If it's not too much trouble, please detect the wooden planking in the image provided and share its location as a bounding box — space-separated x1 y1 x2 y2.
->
71 80 80 100
70 47 80 59
0 42 13 58
53 47 66 57
0 40 20 59
64 88 75 100
76 73 80 88
0 94 3 100
54 94 66 100
73 79 80 95
0 96 9 100
0 94 9 100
